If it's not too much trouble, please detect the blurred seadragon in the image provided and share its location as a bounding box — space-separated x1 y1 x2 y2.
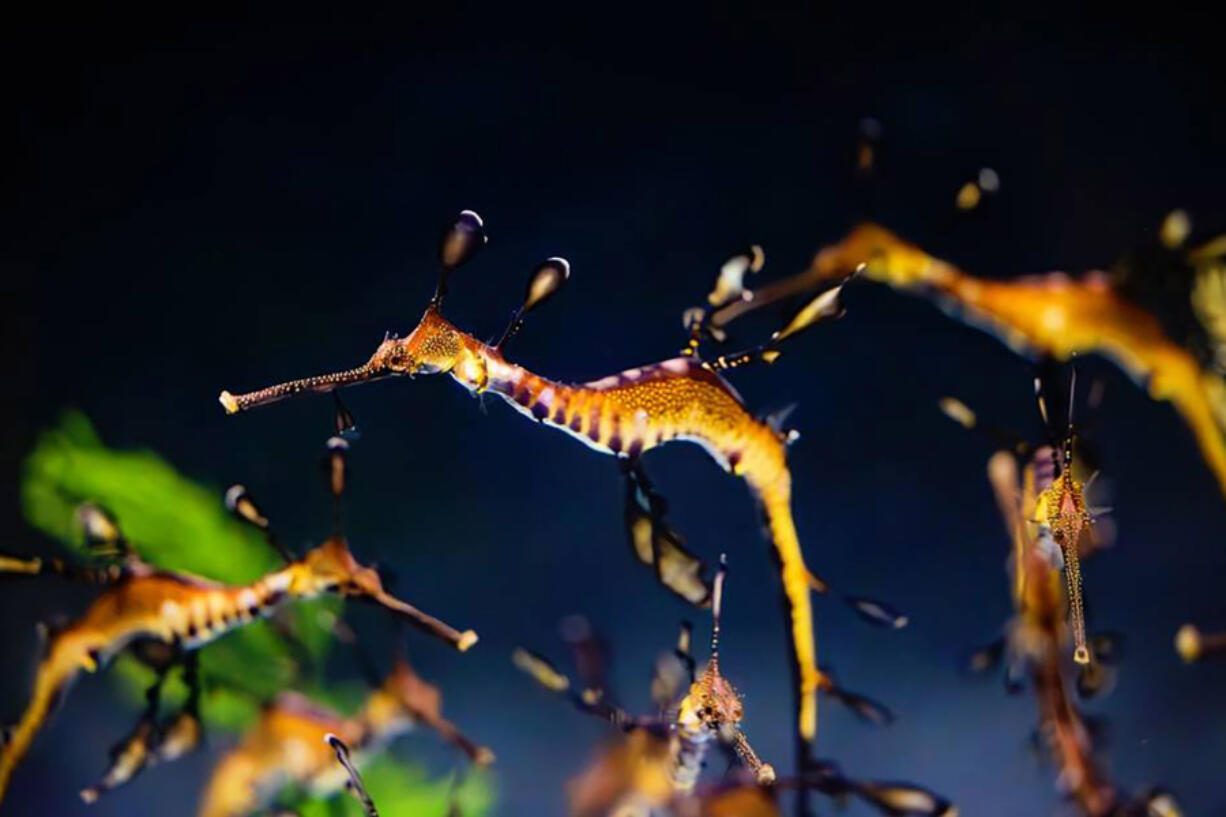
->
712 215 1226 501
939 369 1106 670
219 210 904 744
0 429 477 806
943 389 1181 816
198 637 492 817
513 557 952 817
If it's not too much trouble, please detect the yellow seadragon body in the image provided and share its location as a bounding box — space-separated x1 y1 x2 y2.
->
223 304 821 741
198 657 491 817
0 538 475 805
986 449 1117 814
804 223 1226 500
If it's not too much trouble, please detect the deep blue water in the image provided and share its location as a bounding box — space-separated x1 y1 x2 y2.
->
2 7 1225 816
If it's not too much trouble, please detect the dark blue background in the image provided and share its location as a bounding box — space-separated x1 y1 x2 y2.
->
3 6 1225 816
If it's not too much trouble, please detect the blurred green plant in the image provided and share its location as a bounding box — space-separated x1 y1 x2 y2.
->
22 410 331 712
20 411 491 815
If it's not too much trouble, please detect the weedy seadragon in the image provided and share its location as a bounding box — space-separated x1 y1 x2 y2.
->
942 371 1104 670
513 556 953 817
198 639 491 817
218 210 904 744
943 389 1181 817
713 218 1226 502
0 434 476 807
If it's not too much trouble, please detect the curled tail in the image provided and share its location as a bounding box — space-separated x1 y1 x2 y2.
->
756 475 820 742
0 636 90 804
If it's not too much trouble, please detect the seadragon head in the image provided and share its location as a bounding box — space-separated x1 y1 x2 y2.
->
810 223 958 289
227 479 478 653
217 304 476 415
295 536 478 653
1036 472 1092 552
218 210 486 415
375 306 470 377
681 663 745 731
218 209 570 413
295 535 384 597
676 555 775 785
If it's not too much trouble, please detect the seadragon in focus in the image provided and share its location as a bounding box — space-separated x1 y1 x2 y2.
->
0 435 476 807
218 210 901 744
944 388 1180 816
512 557 952 817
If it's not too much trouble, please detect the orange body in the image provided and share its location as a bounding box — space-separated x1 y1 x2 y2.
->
1032 655 1115 816
0 538 474 806
805 224 1226 500
198 658 490 817
548 564 774 817
400 311 818 741
988 450 1116 815
0 564 303 804
198 694 358 817
223 305 823 741
442 316 818 740
1034 471 1094 665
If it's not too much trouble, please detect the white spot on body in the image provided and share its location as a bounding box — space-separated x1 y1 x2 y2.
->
455 356 486 389
238 589 258 612
267 572 292 593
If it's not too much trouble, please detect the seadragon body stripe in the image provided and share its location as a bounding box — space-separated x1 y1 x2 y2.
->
0 564 324 803
451 339 821 740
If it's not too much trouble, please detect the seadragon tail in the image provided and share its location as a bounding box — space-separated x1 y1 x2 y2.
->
755 474 821 742
0 636 92 804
